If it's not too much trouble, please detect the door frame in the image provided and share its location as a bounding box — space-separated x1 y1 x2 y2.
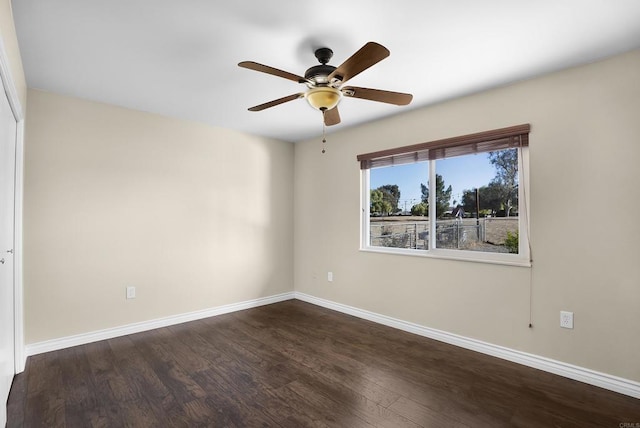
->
0 30 25 373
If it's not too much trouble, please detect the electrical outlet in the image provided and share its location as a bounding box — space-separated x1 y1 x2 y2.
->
560 311 573 329
327 272 333 282
126 286 136 299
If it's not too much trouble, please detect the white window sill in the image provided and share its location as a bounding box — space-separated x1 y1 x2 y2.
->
360 246 532 267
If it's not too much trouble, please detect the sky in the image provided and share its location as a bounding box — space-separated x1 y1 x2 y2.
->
370 153 497 211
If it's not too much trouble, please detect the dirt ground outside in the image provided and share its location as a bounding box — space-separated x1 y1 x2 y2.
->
370 216 518 253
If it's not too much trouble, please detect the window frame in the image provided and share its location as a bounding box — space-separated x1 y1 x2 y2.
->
359 126 531 267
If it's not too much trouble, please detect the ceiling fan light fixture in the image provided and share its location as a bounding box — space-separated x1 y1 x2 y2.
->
305 87 341 111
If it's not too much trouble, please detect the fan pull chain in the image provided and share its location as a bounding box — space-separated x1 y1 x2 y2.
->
321 111 327 154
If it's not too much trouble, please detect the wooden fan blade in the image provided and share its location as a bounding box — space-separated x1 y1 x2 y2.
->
342 86 413 105
238 61 306 83
328 42 390 84
323 107 341 126
248 93 305 111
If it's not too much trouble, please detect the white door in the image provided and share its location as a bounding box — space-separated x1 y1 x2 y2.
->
0 84 17 425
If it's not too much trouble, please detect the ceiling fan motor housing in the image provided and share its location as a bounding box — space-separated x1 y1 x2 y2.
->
305 47 338 85
304 64 337 85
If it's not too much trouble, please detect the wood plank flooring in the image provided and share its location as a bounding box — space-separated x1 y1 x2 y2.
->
7 300 640 427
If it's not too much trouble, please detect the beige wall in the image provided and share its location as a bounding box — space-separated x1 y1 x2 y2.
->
294 49 640 381
0 0 26 112
15 17 639 384
24 90 294 343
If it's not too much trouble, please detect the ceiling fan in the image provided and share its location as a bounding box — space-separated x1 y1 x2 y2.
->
238 42 413 127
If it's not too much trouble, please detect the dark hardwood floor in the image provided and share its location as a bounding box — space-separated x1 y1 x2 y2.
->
7 300 640 427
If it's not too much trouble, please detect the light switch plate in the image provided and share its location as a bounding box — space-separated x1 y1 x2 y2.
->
126 286 136 299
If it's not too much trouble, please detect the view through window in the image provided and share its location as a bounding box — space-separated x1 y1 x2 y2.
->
361 125 529 262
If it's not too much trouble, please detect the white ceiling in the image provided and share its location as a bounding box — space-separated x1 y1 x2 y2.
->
12 0 640 143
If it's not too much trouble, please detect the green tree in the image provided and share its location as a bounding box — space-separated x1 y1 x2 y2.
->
461 183 509 217
370 189 392 215
410 202 428 216
484 182 510 215
421 174 452 218
461 189 476 214
377 184 401 214
488 149 518 216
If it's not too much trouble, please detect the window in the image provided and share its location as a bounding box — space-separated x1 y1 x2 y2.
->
359 125 530 266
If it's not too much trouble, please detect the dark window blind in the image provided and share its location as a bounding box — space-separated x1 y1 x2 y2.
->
357 124 530 169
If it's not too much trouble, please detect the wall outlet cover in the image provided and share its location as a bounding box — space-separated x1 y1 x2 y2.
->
560 311 573 329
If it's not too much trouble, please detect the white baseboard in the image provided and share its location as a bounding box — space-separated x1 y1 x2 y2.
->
294 292 640 399
24 292 295 358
